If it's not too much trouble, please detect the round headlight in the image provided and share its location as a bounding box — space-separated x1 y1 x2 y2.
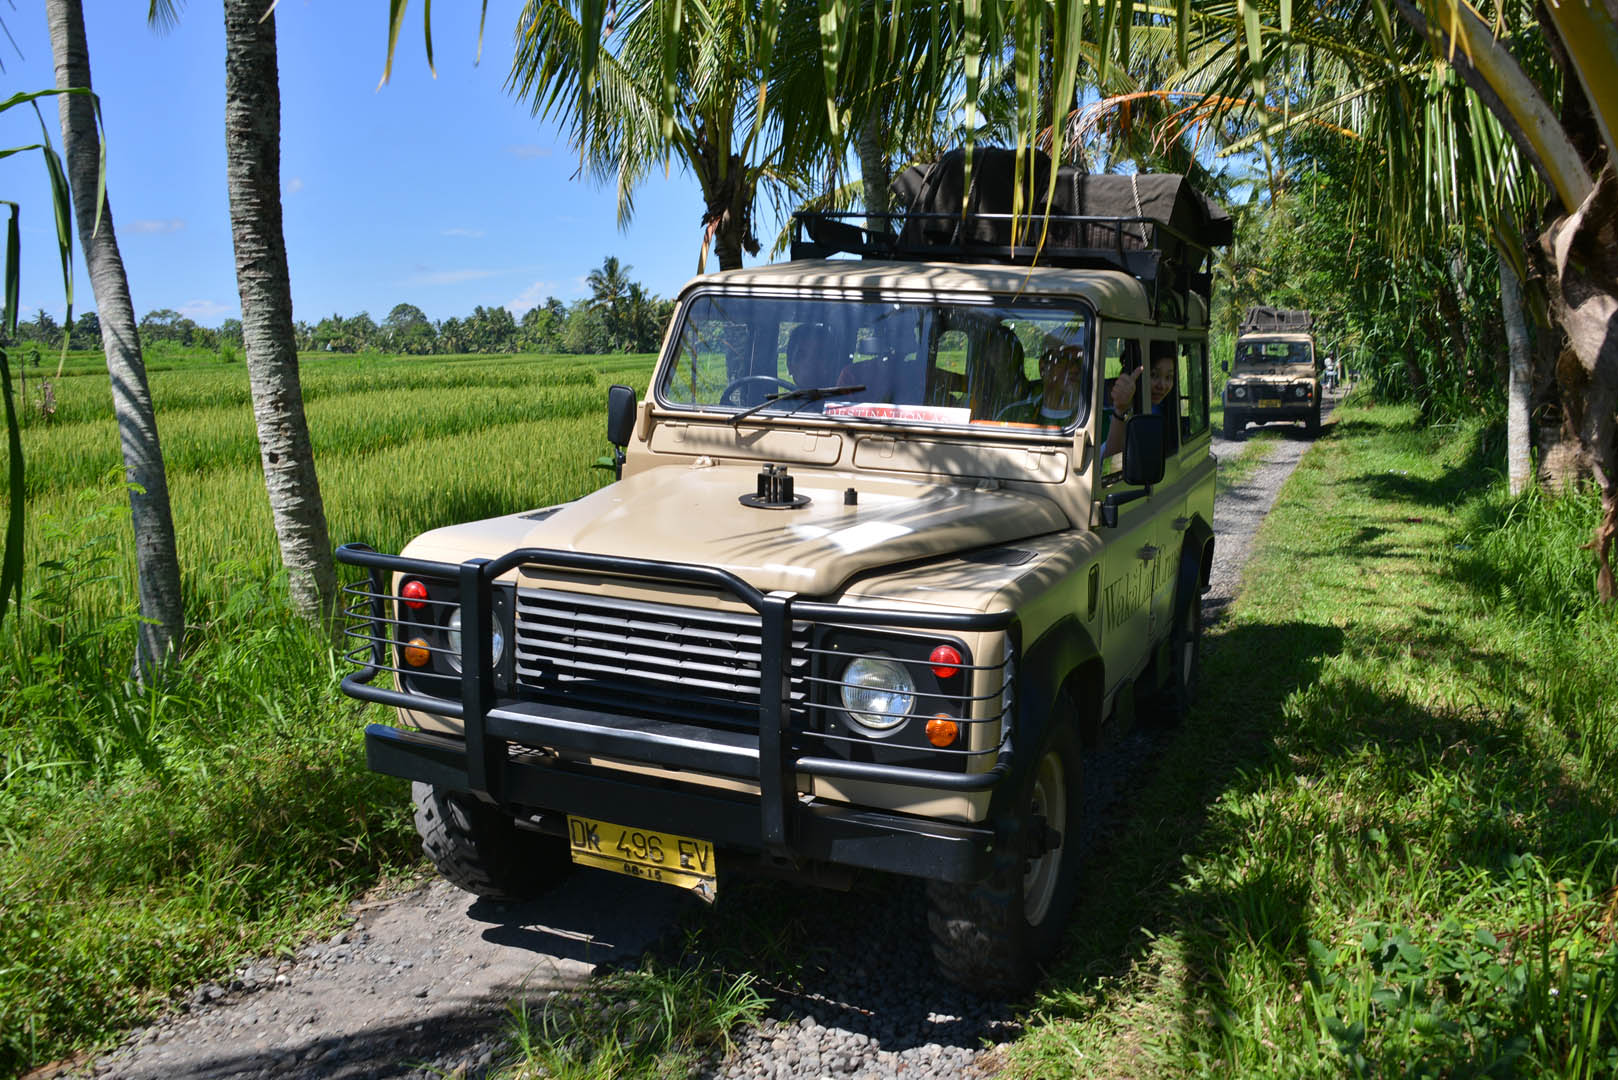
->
840 655 915 732
1294 384 1308 399
1232 385 1247 399
445 608 505 672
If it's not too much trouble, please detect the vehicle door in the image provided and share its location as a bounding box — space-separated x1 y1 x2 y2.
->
1140 337 1182 647
1157 335 1214 620
1095 333 1158 691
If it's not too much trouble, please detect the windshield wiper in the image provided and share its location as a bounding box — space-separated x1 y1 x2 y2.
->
730 383 866 425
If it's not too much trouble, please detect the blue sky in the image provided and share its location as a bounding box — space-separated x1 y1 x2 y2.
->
2 1 719 328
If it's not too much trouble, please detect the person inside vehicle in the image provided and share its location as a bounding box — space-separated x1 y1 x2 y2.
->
1103 350 1176 457
786 322 838 388
998 341 1085 425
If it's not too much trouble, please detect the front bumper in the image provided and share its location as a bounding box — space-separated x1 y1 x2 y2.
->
1226 392 1315 421
336 543 1018 884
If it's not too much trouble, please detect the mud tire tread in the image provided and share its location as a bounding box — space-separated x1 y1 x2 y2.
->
924 726 1082 998
412 782 569 901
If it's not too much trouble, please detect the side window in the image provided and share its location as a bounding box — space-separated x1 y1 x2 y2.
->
1100 336 1142 479
1148 340 1180 456
1179 338 1209 441
931 328 970 405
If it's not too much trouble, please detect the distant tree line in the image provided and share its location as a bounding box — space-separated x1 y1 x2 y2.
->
2 256 673 357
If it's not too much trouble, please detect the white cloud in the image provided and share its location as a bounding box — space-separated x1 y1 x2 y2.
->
505 280 558 315
507 144 552 160
128 219 186 234
179 299 233 321
408 268 502 286
284 176 305 195
442 227 486 238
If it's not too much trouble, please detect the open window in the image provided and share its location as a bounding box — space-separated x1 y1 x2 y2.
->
1178 337 1209 442
1100 337 1143 480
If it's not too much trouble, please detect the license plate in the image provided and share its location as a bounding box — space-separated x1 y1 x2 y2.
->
567 815 717 902
1258 399 1281 408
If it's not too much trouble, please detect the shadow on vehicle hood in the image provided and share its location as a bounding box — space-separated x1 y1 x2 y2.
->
411 465 1071 597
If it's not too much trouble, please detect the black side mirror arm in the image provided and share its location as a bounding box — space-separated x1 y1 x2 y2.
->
1100 486 1151 528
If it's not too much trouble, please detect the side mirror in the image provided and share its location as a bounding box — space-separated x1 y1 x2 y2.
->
601 384 637 480
1122 414 1167 487
1220 360 1229 373
606 384 637 447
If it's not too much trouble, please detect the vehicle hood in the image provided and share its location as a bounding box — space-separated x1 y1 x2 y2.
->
407 465 1071 596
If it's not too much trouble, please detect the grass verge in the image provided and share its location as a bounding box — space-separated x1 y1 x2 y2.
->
1001 403 1618 1077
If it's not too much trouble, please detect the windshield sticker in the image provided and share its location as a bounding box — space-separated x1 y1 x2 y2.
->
823 402 974 424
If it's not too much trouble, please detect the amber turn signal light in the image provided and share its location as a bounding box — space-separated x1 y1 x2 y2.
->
403 638 432 667
926 715 959 747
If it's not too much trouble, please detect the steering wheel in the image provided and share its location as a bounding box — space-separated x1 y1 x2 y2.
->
720 374 793 407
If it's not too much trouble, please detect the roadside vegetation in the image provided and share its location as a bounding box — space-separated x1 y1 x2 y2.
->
999 402 1618 1077
0 350 653 1077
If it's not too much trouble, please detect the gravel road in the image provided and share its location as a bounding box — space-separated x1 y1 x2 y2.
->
57 402 1332 1080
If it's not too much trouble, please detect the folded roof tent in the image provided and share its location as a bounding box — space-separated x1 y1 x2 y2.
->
790 146 1232 324
1238 307 1315 334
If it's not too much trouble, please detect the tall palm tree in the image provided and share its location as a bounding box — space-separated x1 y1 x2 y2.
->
221 0 337 618
507 0 832 270
48 0 186 677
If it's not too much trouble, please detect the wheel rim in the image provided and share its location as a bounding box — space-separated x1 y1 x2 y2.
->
1023 751 1067 926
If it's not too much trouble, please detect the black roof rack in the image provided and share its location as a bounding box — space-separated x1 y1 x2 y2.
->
1239 306 1315 334
786 151 1231 323
791 209 1215 322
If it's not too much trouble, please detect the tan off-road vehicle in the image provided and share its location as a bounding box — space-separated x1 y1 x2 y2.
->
1222 306 1321 438
337 151 1227 994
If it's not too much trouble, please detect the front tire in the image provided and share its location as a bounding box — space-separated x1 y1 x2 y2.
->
413 782 571 901
1223 410 1244 439
1306 398 1322 436
926 724 1083 997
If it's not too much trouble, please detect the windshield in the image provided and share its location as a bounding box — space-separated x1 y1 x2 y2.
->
1235 340 1313 370
657 293 1093 431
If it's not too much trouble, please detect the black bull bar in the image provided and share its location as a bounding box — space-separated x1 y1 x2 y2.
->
335 543 1020 880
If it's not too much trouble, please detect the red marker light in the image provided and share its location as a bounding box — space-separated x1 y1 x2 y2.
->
400 579 428 610
929 644 962 679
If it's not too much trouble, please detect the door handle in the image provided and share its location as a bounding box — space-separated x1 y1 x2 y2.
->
1172 516 1190 532
1137 545 1159 561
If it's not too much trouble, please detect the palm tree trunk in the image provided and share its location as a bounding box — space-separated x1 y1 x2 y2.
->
1500 256 1533 495
858 106 890 233
48 0 185 677
224 0 336 619
1544 166 1618 602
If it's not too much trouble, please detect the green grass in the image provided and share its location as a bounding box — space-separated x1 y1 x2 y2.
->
6 354 1614 1078
0 350 656 1078
1001 403 1618 1078
494 958 768 1079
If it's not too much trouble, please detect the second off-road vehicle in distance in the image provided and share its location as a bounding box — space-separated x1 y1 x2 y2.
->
337 149 1228 994
1222 306 1322 438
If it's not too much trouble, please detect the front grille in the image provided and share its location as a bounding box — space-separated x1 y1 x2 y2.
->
513 588 809 729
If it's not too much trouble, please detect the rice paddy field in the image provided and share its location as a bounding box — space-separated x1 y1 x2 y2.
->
6 350 655 596
0 349 655 1076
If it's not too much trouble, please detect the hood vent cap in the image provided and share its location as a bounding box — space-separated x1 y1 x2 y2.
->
740 463 811 510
